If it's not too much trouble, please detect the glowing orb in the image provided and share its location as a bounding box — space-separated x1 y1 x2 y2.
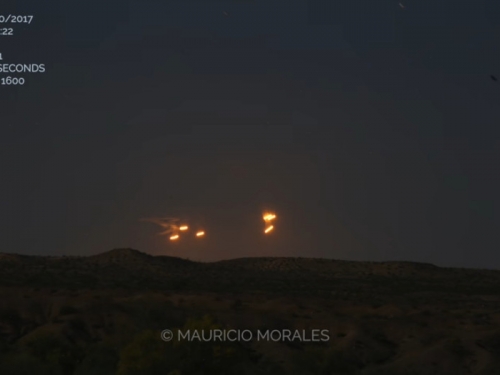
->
179 225 189 231
263 212 277 222
169 234 180 240
195 231 205 237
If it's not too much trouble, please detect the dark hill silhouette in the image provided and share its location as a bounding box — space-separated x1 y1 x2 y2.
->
86 248 197 270
0 249 499 297
89 248 152 261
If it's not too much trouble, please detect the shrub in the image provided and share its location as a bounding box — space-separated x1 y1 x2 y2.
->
59 305 78 316
292 346 358 375
22 331 84 375
74 342 119 375
117 315 268 375
0 351 52 375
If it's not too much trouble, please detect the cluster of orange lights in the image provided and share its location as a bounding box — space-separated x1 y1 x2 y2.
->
166 211 277 241
263 212 277 234
169 225 206 241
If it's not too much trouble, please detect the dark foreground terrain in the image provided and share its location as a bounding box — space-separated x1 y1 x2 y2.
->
0 248 499 374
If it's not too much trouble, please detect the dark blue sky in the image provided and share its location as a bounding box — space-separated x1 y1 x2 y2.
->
1 0 499 267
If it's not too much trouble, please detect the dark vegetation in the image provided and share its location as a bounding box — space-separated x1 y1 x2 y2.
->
0 248 499 374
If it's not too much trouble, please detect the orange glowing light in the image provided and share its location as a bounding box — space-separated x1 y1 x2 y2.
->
179 225 189 231
195 231 205 237
169 234 179 240
263 212 277 222
264 225 274 234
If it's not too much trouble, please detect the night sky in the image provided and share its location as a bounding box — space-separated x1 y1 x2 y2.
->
1 0 499 268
